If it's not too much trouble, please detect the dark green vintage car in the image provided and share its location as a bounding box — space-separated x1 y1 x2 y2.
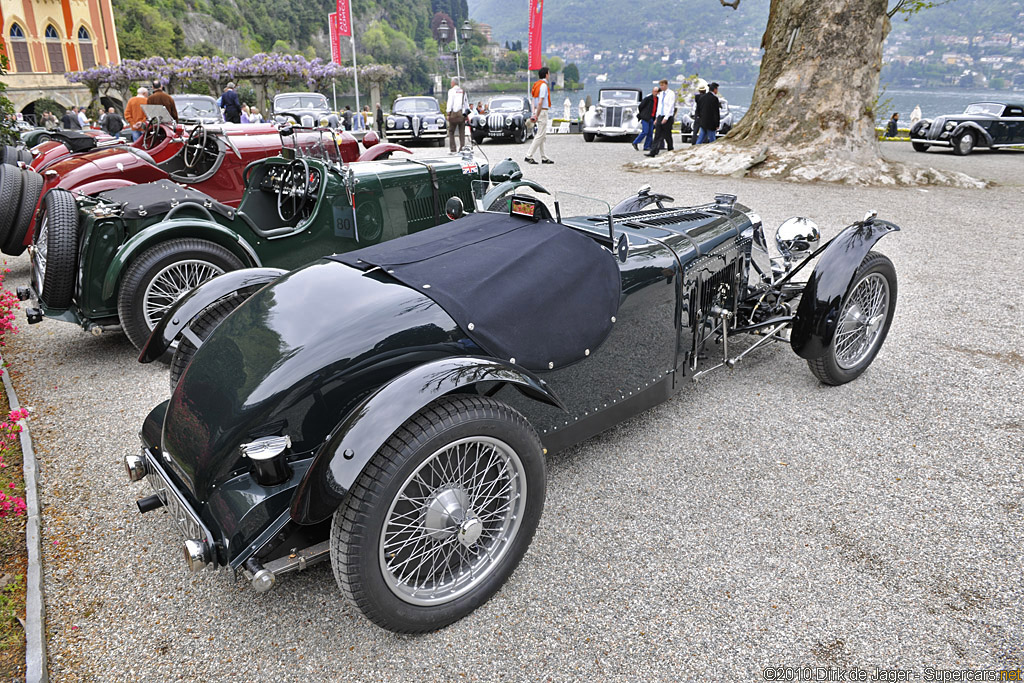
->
22 142 514 350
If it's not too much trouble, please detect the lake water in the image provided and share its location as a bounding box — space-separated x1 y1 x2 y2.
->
486 83 1013 124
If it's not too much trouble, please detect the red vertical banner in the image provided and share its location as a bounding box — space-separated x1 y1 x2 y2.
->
329 12 341 64
336 0 352 38
527 0 544 71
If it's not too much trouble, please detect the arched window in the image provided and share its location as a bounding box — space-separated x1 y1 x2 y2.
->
8 24 32 73
44 24 65 73
77 26 95 69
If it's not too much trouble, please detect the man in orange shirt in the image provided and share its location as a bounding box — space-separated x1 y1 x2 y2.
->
124 86 149 142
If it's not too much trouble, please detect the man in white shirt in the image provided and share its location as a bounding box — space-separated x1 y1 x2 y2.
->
646 79 676 157
525 66 553 164
77 106 90 129
446 77 469 152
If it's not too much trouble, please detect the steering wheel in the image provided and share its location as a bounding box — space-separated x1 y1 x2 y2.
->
142 118 162 149
277 158 313 222
183 124 208 169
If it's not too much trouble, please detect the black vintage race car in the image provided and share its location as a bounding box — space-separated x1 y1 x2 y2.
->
273 92 340 129
125 183 900 633
910 101 1024 155
469 96 535 145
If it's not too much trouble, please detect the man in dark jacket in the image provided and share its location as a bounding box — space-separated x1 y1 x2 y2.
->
61 108 81 130
101 107 124 136
220 83 242 124
375 103 385 136
147 81 179 121
631 86 657 151
695 82 721 144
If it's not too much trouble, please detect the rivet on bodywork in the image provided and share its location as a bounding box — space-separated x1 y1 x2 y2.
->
611 316 616 323
548 362 553 369
468 323 475 331
509 358 516 364
585 349 590 356
423 284 431 289
343 449 354 460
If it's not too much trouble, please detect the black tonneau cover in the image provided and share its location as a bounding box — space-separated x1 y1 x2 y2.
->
334 212 621 372
97 180 236 220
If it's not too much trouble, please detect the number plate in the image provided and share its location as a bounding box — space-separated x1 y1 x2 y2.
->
426 124 438 131
144 449 214 546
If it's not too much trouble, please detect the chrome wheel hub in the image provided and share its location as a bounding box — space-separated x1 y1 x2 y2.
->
142 259 225 330
834 272 889 370
379 436 526 606
32 216 48 293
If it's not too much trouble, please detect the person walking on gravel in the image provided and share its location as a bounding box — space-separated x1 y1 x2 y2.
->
446 77 469 152
646 79 676 157
632 86 658 152
525 67 554 165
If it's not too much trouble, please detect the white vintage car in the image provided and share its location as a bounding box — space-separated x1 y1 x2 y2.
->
581 88 643 142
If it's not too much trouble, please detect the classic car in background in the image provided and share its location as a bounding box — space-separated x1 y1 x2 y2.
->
0 124 399 258
174 94 225 126
469 96 535 144
20 126 115 150
581 88 643 142
678 94 735 143
124 180 899 634
909 101 1024 155
385 96 447 145
20 144 508 351
273 92 339 128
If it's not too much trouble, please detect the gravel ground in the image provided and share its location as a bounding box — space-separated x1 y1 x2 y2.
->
4 136 1022 681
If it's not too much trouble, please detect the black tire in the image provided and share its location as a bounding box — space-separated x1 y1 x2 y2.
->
1 145 18 165
808 251 897 386
18 148 32 164
4 169 43 256
330 395 546 633
952 130 975 156
471 132 485 145
514 126 526 144
117 238 245 351
168 292 248 391
911 142 930 152
31 189 79 309
0 165 24 247
582 132 595 142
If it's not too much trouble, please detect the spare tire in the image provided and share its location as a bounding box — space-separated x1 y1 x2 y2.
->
31 189 79 309
0 165 24 246
18 148 32 164
3 169 44 256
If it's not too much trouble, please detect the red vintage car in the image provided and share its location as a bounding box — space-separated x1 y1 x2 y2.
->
0 123 408 256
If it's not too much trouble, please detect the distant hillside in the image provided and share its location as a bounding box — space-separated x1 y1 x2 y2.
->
469 0 1011 49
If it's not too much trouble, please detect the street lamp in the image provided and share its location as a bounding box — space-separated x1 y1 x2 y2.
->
437 19 474 87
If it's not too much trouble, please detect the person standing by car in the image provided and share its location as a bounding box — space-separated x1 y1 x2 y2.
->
124 86 149 141
632 86 658 152
646 79 676 157
376 103 385 136
61 108 80 130
695 82 721 144
77 106 90 129
147 81 179 121
525 66 553 165
446 77 469 153
101 107 124 136
220 83 242 124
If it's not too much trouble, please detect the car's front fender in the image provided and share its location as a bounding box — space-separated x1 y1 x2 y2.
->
790 219 900 360
356 142 411 162
138 266 287 363
100 218 261 300
953 121 993 146
289 356 565 525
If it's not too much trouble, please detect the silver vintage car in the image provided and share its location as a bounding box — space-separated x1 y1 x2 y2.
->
582 88 643 142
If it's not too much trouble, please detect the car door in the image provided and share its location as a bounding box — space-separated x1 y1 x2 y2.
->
1001 105 1024 144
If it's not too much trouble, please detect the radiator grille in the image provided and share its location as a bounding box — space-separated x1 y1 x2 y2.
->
689 260 737 329
488 113 505 133
605 106 623 127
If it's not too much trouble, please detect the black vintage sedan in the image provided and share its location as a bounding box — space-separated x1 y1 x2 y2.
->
469 96 535 144
910 101 1024 155
125 184 899 633
385 96 447 146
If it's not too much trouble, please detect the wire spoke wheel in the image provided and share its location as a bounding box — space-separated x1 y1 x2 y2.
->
380 436 526 606
31 214 48 295
833 272 889 370
142 259 225 330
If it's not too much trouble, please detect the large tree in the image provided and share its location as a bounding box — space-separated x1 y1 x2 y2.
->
632 0 981 187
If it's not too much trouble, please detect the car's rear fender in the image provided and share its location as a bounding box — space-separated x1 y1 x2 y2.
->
138 266 288 362
289 356 565 526
952 121 993 146
790 219 900 361
100 218 261 299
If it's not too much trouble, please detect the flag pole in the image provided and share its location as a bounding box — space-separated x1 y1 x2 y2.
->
351 34 360 114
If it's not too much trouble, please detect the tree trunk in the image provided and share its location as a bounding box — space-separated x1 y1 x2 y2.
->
630 0 984 187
